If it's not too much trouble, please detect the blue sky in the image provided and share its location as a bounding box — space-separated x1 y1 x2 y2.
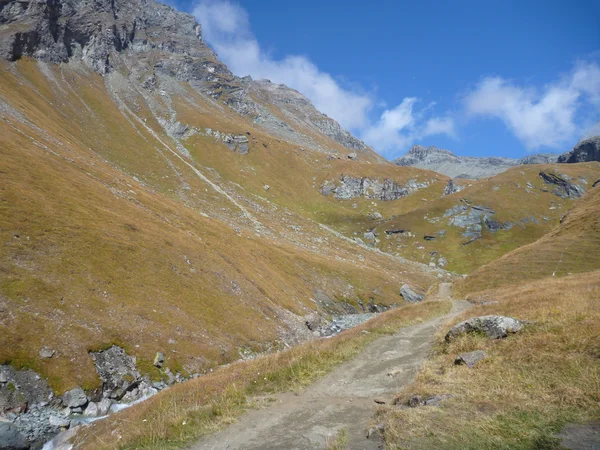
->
164 0 600 160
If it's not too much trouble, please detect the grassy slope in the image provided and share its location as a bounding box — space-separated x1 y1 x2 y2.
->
371 164 600 273
455 182 600 296
378 186 600 449
0 60 438 392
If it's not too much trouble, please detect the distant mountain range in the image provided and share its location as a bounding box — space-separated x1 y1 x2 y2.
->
393 136 600 178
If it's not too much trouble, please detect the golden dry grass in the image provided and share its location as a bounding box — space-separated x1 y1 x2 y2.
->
378 272 600 449
0 59 436 392
73 300 450 450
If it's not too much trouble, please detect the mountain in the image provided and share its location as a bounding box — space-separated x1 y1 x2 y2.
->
393 145 558 178
558 135 600 163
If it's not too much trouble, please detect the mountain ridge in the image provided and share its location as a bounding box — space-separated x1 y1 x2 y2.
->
393 145 559 178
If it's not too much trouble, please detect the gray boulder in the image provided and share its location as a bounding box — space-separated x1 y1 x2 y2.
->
400 285 424 303
62 387 87 408
0 422 28 450
443 179 464 196
49 415 71 428
38 347 55 359
445 316 526 342
90 346 141 400
455 350 487 368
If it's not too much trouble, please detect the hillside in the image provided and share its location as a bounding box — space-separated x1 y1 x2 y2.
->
454 178 600 296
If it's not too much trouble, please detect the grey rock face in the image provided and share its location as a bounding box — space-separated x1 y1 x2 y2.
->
0 422 28 450
558 136 600 163
0 366 53 414
454 350 487 368
394 145 559 179
48 415 71 428
445 316 526 342
89 346 141 400
400 285 424 303
444 203 512 242
443 179 464 195
539 171 585 199
223 135 249 154
61 387 87 408
322 175 432 201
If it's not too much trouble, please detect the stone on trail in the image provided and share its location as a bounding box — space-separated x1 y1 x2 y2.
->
454 350 487 368
400 284 424 303
445 315 526 342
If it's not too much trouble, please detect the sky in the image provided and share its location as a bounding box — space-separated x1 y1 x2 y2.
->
163 0 600 160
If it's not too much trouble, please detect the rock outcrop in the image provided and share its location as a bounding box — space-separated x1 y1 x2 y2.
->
0 422 28 450
321 175 432 201
393 145 558 179
558 136 600 163
400 285 424 303
90 346 142 400
0 366 54 415
445 316 526 342
539 171 585 199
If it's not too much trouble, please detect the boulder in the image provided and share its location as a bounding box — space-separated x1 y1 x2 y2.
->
96 398 113 416
454 350 487 368
49 415 71 428
445 316 526 342
62 387 87 408
90 346 141 400
400 285 424 303
0 422 28 450
83 402 99 417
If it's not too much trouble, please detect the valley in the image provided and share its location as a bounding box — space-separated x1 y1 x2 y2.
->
0 1 598 449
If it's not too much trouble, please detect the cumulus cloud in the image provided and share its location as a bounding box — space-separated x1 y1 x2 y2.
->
193 0 454 156
464 62 600 150
360 99 455 157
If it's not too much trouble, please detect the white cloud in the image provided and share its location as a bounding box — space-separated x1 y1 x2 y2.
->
193 0 455 156
464 62 600 150
361 98 455 157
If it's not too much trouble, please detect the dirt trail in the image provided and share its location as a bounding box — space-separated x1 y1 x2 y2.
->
191 284 470 450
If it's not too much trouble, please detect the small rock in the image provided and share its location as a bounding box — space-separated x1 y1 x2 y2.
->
455 350 487 368
263 185 270 191
49 415 71 428
153 352 165 368
373 398 386 405
348 152 357 160
400 284 424 303
437 257 447 267
62 387 88 408
445 315 527 342
39 347 56 359
0 422 29 450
